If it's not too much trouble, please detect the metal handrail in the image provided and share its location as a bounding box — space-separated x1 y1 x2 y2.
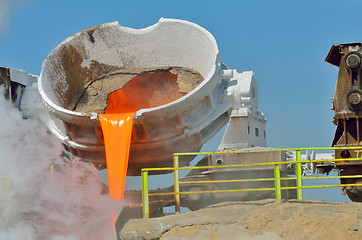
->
141 147 362 218
1 176 12 193
1 161 54 194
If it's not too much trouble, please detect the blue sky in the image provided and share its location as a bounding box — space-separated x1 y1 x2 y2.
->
3 0 362 149
2 0 362 202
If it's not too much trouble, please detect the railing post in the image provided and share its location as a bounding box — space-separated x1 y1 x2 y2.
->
50 161 54 173
295 149 303 200
2 176 12 194
173 154 180 214
141 170 149 218
274 164 282 199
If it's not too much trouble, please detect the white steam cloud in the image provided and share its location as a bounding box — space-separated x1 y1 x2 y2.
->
0 0 29 37
0 93 123 239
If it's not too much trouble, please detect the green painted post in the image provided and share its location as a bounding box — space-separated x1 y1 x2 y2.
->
274 164 281 199
50 161 54 173
2 176 12 193
295 149 303 200
141 170 149 218
173 154 180 214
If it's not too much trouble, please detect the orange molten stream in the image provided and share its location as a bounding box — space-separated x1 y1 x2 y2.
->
99 113 134 199
99 71 185 199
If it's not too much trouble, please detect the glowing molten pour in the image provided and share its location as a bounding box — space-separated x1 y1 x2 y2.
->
99 113 134 199
99 71 185 199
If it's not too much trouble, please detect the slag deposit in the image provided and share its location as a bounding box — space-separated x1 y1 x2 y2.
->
68 67 204 113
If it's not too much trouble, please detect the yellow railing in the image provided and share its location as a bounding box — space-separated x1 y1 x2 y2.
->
141 147 362 218
1 161 54 194
1 176 12 193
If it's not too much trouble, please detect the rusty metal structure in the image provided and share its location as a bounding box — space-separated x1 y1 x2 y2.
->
326 42 362 201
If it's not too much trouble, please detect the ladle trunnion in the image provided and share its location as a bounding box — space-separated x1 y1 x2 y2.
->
24 18 266 175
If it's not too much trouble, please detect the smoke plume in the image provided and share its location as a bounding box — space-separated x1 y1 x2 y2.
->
0 92 122 239
0 0 29 37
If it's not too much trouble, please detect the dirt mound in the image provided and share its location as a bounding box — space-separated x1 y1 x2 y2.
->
119 199 362 240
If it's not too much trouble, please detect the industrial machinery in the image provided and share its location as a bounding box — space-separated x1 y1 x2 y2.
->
20 18 260 175
326 43 362 201
1 18 272 176
0 18 296 221
3 18 362 238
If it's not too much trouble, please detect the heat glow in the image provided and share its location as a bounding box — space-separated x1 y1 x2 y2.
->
99 71 185 199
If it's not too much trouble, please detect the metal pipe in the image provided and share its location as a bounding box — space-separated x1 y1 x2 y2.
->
170 146 362 157
274 164 281 200
142 157 362 173
2 176 12 194
173 155 180 214
303 174 362 180
149 187 276 196
148 183 362 197
180 177 276 184
141 170 149 218
177 174 362 186
50 161 54 173
281 183 362 190
295 149 303 200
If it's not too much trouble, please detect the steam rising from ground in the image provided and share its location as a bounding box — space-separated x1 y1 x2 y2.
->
0 94 122 239
0 0 29 37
